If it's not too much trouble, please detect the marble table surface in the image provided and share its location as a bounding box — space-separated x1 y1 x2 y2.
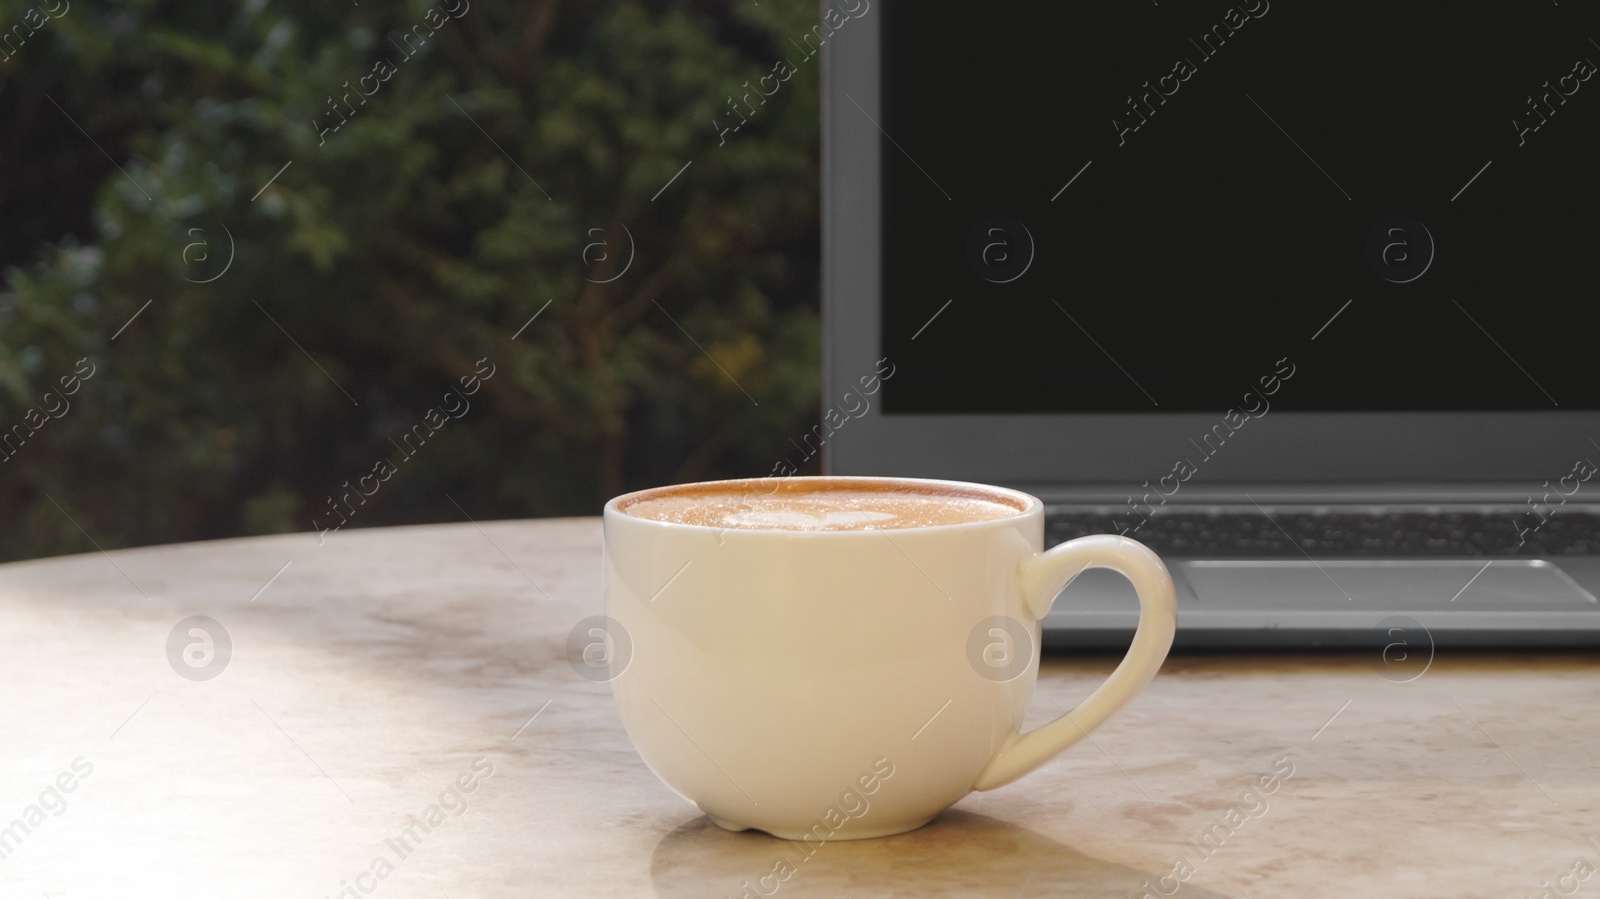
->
2 518 1597 898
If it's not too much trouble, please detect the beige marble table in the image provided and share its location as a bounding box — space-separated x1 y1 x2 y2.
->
1 519 1597 898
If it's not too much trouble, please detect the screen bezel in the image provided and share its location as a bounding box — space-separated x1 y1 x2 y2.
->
820 9 1600 486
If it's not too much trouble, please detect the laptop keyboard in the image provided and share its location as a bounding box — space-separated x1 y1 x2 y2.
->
1043 507 1600 557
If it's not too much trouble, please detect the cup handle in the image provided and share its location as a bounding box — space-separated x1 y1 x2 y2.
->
971 534 1177 791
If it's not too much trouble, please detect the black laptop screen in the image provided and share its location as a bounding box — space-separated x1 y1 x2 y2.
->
878 2 1600 413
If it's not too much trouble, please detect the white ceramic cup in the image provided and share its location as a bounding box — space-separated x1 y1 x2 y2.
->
602 475 1176 840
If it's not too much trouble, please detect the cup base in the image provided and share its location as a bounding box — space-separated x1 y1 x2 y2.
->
707 815 938 841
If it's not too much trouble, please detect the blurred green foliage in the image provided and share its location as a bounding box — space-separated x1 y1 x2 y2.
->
0 0 822 561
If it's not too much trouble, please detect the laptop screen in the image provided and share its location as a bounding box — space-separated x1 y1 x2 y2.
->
878 2 1599 414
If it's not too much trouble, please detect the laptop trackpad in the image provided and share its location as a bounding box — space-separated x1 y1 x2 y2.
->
1182 559 1597 611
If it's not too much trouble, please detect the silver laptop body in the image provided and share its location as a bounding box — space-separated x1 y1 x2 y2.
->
819 1 1600 648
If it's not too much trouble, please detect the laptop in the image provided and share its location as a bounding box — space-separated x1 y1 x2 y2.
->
820 1 1600 648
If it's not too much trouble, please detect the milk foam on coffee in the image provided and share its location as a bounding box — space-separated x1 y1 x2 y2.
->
620 481 1024 531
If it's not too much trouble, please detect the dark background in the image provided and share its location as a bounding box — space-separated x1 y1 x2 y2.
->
0 0 825 562
882 2 1599 413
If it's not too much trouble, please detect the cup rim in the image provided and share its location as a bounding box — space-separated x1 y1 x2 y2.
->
604 475 1043 535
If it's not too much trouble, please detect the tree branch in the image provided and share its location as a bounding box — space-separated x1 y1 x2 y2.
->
672 418 742 483
514 0 565 82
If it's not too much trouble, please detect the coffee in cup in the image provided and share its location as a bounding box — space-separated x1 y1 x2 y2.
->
603 475 1176 840
617 479 1025 531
